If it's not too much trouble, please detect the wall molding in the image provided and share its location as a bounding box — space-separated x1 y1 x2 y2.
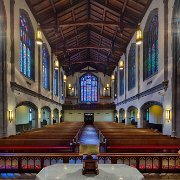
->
10 82 62 106
116 81 168 106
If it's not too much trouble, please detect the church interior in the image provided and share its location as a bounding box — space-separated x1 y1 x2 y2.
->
0 0 180 179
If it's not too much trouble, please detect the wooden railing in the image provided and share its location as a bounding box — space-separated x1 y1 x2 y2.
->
0 153 179 173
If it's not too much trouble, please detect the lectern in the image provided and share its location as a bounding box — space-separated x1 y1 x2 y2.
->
79 144 99 175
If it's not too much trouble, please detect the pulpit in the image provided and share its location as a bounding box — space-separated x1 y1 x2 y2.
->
79 144 99 175
82 155 99 175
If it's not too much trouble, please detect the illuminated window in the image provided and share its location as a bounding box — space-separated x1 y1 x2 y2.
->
42 44 50 90
20 9 35 80
54 70 58 96
119 69 124 96
143 9 158 79
128 43 136 90
80 73 98 102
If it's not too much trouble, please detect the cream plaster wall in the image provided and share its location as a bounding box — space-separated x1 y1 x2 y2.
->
114 0 175 136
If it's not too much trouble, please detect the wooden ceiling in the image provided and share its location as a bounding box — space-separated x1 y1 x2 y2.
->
26 0 152 76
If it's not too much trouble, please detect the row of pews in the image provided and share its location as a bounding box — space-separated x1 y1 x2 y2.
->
94 122 180 153
0 122 83 153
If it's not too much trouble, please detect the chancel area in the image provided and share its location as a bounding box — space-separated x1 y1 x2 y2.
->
0 0 180 179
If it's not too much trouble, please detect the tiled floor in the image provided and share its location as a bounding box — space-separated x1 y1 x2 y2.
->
79 125 99 145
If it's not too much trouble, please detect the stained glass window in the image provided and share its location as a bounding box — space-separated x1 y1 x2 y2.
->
61 72 64 100
144 9 158 79
80 73 98 102
54 70 58 96
20 9 35 80
42 44 50 90
119 68 124 96
128 43 136 90
114 72 117 99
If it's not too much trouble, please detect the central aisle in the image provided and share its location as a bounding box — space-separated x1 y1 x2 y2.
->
79 125 99 145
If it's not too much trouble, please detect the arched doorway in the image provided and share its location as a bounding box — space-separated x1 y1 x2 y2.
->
16 102 38 133
41 106 51 127
127 106 138 125
119 108 125 123
141 101 163 132
172 0 180 137
0 0 7 137
53 108 59 124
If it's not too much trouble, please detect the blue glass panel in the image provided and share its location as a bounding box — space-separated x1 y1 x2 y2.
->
80 74 98 102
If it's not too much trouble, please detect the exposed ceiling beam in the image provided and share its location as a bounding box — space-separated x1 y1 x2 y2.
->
40 20 136 30
53 45 124 53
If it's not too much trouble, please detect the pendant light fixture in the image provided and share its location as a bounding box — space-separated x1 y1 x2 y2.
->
63 75 67 82
119 60 124 70
54 57 59 70
35 25 43 45
111 74 115 81
136 24 143 45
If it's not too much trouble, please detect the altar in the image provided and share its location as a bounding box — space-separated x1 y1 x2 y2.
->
36 164 144 180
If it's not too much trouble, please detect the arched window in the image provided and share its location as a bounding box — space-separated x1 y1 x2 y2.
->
143 9 158 80
128 43 136 90
42 44 50 90
19 9 35 80
114 71 117 99
119 67 124 96
54 70 58 96
60 72 64 100
80 73 98 102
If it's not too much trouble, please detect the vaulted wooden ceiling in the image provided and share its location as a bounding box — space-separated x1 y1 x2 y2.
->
26 0 152 76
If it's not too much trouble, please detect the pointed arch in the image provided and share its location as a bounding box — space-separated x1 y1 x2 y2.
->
42 43 50 90
19 9 35 80
128 43 136 90
143 8 159 80
80 73 98 102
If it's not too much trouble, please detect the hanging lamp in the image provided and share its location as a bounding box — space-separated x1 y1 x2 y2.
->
136 24 143 45
119 60 124 70
35 26 43 45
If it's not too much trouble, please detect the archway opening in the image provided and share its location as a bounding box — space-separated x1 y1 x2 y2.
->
41 106 51 127
127 106 138 125
119 109 125 123
15 102 38 133
53 108 59 124
141 102 163 132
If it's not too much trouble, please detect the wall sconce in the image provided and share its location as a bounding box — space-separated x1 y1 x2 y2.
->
68 83 72 90
119 60 124 70
63 75 67 82
165 110 171 122
54 59 59 70
9 110 13 123
72 87 74 92
51 114 54 119
35 27 43 45
111 74 115 81
136 24 143 45
103 87 106 91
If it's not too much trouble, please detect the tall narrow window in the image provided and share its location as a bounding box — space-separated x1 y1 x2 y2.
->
119 69 124 96
42 44 50 90
60 72 64 100
128 43 136 90
20 9 35 80
143 9 158 79
80 73 98 102
114 71 117 99
54 70 58 96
